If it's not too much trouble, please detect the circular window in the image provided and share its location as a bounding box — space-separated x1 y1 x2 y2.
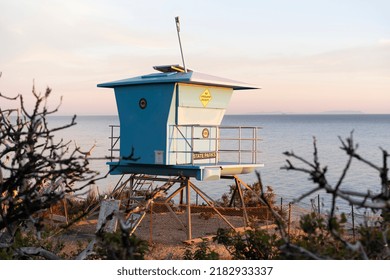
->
139 98 147 109
202 128 210 138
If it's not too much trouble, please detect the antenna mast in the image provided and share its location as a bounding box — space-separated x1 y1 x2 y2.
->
175 16 187 73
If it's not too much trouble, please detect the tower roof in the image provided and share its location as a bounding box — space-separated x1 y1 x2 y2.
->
97 65 258 90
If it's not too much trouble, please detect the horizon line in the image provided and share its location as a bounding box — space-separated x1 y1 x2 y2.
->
48 112 390 117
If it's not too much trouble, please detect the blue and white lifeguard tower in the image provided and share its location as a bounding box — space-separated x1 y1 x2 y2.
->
98 65 263 240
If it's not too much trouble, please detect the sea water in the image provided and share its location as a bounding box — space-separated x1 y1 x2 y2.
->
49 114 390 215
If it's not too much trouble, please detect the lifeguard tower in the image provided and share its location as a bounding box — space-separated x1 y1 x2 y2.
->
98 65 263 240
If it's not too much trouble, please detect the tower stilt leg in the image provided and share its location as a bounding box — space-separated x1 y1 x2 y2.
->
185 177 192 240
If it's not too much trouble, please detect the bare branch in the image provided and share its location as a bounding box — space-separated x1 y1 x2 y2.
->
280 132 390 259
0 82 98 243
0 92 20 100
15 247 61 260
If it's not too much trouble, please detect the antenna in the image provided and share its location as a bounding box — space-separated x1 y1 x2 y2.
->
175 16 187 73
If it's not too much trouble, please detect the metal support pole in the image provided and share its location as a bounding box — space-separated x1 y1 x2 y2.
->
149 201 153 244
185 178 192 240
229 184 237 207
180 189 184 205
189 181 236 230
235 177 250 227
175 16 187 72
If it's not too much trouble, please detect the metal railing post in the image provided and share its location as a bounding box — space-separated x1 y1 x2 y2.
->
214 126 218 164
238 127 242 164
191 125 194 165
124 124 261 166
110 125 114 161
174 126 177 165
253 127 256 164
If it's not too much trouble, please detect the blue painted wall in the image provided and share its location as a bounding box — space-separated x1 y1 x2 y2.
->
114 83 175 164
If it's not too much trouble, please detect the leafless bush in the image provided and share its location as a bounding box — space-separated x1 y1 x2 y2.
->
280 133 390 259
0 84 98 252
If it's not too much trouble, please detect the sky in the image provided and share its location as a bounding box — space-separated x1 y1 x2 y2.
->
0 0 389 115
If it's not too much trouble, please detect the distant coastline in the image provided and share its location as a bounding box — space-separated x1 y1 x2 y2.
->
50 112 390 117
226 110 370 115
317 110 365 115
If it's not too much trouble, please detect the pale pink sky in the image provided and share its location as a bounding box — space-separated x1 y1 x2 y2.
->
1 0 389 115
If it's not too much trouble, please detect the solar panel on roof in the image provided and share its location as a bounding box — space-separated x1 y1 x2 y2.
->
153 65 191 73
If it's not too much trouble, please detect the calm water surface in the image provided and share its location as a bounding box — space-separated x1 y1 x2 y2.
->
50 114 390 214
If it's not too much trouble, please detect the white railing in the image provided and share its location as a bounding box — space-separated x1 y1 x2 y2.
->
168 125 261 165
108 125 120 161
108 124 262 165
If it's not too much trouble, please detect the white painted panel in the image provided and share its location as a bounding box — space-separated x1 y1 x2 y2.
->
177 107 225 125
178 84 233 109
176 83 233 125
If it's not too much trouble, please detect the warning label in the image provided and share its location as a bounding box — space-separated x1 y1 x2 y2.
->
199 89 212 107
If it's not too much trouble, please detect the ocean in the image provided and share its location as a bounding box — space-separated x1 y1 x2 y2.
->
50 114 390 215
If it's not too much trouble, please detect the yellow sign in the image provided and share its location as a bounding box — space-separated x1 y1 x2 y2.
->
199 89 212 107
